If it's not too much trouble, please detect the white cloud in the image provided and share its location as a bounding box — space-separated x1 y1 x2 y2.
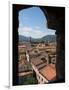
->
35 26 40 29
18 26 55 38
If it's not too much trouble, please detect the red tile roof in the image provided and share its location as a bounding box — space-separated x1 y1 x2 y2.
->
39 64 56 81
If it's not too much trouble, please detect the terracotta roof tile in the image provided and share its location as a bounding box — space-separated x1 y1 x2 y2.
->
39 64 56 81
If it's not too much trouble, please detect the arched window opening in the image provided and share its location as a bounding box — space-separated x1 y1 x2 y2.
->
18 7 57 85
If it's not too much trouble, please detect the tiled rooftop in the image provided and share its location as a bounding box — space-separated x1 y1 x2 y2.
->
39 64 56 81
31 57 43 66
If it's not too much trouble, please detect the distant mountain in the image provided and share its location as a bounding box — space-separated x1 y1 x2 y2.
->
42 35 56 42
19 35 30 42
19 35 56 43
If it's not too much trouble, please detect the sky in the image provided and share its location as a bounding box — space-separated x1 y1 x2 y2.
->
18 7 55 39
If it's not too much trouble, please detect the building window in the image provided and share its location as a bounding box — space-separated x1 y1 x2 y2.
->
51 58 56 64
41 57 47 63
41 78 43 82
39 76 40 79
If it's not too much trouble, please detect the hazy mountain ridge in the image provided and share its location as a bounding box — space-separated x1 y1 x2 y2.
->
19 35 56 43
